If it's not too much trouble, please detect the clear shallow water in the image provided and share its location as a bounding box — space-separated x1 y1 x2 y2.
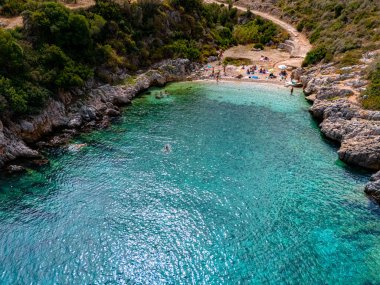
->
1 82 380 284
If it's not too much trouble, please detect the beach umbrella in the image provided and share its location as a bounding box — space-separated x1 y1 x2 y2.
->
278 65 287 70
269 69 274 73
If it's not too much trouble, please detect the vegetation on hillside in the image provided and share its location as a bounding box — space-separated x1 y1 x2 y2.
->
362 59 380 109
0 0 28 16
223 57 252 66
273 0 380 66
269 0 380 108
0 0 287 115
232 10 288 45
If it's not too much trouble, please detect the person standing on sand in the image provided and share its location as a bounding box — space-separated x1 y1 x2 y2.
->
218 50 223 60
216 70 221 83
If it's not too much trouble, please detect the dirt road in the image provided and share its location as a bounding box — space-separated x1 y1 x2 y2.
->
205 0 312 66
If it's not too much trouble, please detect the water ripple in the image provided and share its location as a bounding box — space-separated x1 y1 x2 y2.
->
0 82 378 284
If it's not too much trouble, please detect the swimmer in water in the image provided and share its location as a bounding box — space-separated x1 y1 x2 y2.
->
162 144 171 153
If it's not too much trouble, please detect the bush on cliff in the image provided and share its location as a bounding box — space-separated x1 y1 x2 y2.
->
233 17 288 46
0 29 24 76
0 0 27 16
277 0 380 60
302 46 328 67
362 61 380 110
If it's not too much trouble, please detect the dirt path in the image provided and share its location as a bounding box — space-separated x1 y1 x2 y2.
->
0 0 95 30
205 0 312 67
0 16 23 29
63 0 95 10
197 0 313 85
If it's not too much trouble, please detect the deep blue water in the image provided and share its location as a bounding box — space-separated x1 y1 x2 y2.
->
1 82 379 284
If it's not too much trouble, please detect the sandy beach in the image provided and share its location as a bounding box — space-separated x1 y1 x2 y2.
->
196 44 298 88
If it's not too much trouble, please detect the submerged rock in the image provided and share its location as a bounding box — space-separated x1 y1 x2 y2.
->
31 159 49 167
67 143 87 152
6 165 26 173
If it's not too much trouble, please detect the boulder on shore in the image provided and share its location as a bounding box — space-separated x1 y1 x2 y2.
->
365 172 380 201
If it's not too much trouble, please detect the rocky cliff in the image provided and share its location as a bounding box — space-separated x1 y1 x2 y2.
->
297 51 380 202
0 59 198 172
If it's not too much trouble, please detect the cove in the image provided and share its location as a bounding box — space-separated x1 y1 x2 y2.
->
1 81 380 284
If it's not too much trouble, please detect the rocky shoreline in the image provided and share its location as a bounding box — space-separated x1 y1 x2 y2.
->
3 54 380 203
0 59 198 173
294 52 380 202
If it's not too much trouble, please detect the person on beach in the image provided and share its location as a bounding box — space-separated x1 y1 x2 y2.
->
290 87 294 95
279 70 287 81
216 70 221 83
218 50 223 61
211 67 215 78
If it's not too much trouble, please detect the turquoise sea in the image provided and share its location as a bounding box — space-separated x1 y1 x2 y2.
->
1 82 380 284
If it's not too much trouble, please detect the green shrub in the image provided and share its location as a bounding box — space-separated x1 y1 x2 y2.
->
223 57 252 66
161 40 201 60
338 50 362 67
302 46 328 67
233 21 259 44
170 0 202 13
296 21 304 32
0 0 27 16
309 29 321 43
0 29 24 76
232 18 287 45
334 4 344 18
362 60 380 110
0 76 26 113
253 43 264 50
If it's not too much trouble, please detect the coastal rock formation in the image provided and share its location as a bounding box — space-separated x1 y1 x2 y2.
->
310 99 380 170
308 89 380 172
0 59 197 168
302 62 380 201
365 171 380 200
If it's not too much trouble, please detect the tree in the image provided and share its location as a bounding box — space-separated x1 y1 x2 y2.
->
0 29 24 76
